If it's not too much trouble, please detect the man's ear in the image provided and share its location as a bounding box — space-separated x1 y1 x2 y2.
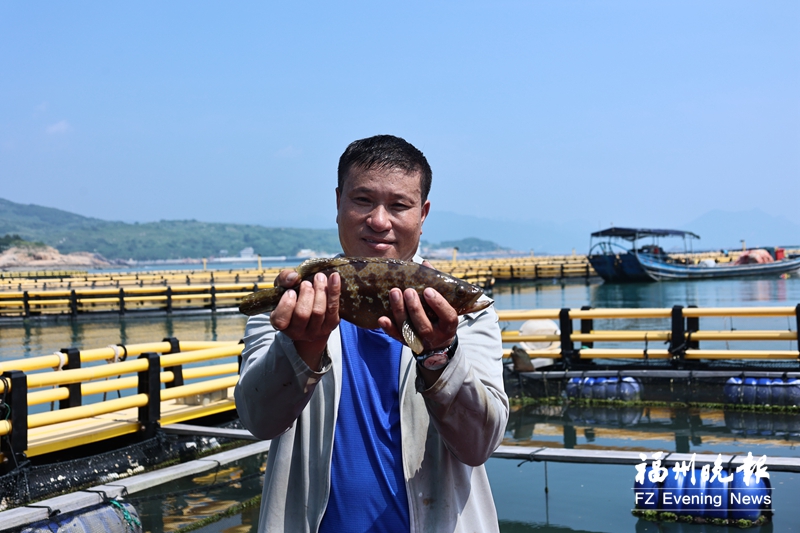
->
420 200 431 232
335 187 341 224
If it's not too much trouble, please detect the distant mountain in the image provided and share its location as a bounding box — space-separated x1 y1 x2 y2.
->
680 209 800 251
0 198 342 261
6 196 791 262
422 211 592 254
0 198 509 261
422 209 800 255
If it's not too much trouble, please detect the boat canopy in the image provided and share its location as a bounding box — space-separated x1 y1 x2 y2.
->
591 227 701 241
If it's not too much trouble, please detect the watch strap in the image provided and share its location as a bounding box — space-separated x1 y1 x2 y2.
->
415 335 458 371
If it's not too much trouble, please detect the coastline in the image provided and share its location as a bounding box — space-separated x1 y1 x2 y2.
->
0 246 115 270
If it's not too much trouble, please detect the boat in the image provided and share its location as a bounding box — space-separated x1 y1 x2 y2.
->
588 227 800 282
588 227 700 283
636 247 800 281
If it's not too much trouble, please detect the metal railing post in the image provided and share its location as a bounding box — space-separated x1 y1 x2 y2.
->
118 288 126 315
166 287 173 314
580 305 594 348
686 305 700 350
69 289 78 316
796 303 800 357
163 337 184 388
138 352 161 439
23 291 30 318
559 308 576 367
210 285 217 312
669 305 686 367
1 370 28 470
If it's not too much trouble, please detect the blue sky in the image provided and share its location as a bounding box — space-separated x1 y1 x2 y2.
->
1 1 798 238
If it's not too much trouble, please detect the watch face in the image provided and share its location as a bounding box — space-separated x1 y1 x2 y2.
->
422 352 450 370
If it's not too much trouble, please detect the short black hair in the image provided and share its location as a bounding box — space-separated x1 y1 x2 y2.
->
337 135 432 202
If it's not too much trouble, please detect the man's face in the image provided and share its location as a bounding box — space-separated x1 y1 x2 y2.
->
336 165 430 261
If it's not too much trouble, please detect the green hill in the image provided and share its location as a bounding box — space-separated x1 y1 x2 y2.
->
0 198 507 261
0 198 342 261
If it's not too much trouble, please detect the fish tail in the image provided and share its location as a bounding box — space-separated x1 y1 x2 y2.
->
238 287 285 316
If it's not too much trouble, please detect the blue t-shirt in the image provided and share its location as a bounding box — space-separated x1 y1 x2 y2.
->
318 320 409 533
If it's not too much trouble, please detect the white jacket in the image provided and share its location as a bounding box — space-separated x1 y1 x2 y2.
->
235 293 508 533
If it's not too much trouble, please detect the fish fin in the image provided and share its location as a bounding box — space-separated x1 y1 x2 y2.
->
296 257 334 278
402 320 425 354
239 287 284 316
297 256 415 278
296 257 361 278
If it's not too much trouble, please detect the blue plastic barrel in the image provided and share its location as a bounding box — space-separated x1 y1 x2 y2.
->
634 466 662 510
21 502 141 533
592 377 608 400
619 377 642 402
741 377 757 405
728 468 771 521
723 377 742 404
565 377 581 399
770 378 785 407
786 378 800 407
605 376 620 400
581 377 595 399
755 377 771 405
661 469 690 514
698 467 729 520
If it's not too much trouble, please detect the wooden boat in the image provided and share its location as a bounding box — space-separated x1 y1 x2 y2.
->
635 250 800 281
587 227 700 283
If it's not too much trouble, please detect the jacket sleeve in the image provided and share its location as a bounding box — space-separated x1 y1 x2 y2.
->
234 313 331 440
416 301 509 466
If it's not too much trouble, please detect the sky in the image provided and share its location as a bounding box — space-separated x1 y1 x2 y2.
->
1 1 798 237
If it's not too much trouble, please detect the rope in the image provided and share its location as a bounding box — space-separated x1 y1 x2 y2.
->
103 345 125 401
85 489 142 532
108 499 142 532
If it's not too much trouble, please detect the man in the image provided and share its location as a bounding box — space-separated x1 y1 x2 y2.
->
235 135 508 532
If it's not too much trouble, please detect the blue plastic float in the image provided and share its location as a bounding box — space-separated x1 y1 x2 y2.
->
565 376 642 401
634 466 771 524
724 376 800 406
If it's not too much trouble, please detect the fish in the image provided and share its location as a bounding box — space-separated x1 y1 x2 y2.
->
238 256 492 353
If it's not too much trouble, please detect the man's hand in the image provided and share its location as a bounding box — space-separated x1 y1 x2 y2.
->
270 270 341 371
377 263 458 385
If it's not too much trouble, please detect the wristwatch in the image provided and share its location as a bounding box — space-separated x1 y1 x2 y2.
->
415 336 458 371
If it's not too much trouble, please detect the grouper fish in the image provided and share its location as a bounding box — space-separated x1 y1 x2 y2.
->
238 256 492 353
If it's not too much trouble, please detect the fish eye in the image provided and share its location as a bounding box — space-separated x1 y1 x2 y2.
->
456 287 466 297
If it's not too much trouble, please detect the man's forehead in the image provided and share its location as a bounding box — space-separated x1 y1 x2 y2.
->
343 165 422 191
